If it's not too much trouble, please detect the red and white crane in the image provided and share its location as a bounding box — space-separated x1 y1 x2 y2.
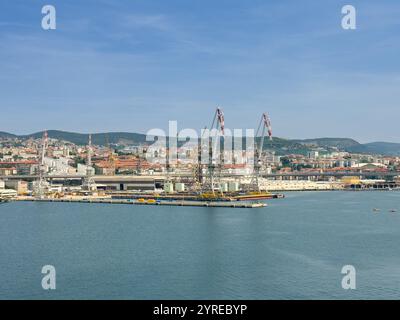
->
36 131 49 198
198 107 226 195
249 113 273 192
83 134 97 191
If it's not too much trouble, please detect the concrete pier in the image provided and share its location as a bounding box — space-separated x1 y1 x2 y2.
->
16 197 267 208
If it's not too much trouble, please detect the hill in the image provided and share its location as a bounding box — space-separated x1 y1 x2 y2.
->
2 130 400 156
0 132 17 139
18 130 149 146
348 142 400 156
292 137 361 149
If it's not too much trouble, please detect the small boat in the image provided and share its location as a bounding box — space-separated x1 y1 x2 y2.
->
373 208 380 212
389 209 397 213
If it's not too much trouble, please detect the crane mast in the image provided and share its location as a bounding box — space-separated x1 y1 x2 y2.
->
249 113 272 192
83 134 97 191
200 107 225 196
87 134 92 167
36 131 49 198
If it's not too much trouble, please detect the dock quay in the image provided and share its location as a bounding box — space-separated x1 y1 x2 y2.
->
110 192 282 202
15 197 267 208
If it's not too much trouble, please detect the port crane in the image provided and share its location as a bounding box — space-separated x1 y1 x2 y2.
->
35 131 49 198
164 144 175 191
105 135 117 175
83 134 97 191
199 107 225 196
248 113 272 192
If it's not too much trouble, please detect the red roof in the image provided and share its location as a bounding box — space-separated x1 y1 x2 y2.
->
0 161 38 165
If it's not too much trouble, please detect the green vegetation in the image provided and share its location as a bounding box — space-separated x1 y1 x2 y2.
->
2 130 400 156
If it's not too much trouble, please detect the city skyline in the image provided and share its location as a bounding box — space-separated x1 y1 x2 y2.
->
1 0 400 143
2 128 400 146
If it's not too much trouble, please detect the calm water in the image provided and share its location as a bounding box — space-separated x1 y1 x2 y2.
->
1 191 400 299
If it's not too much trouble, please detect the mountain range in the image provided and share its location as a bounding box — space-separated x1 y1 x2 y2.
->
1 130 400 156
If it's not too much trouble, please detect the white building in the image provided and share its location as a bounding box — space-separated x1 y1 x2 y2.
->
44 157 76 175
0 188 17 198
308 151 319 159
77 163 95 176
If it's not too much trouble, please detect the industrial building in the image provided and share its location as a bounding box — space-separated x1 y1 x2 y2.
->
93 175 165 191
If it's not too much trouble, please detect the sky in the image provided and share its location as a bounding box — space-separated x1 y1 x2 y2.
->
0 0 399 143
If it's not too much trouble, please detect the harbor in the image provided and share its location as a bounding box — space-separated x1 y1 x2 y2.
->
2 0 400 302
2 191 400 299
2 107 400 204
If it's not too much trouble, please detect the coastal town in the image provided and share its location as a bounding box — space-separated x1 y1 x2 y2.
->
3 0 400 303
1 127 400 202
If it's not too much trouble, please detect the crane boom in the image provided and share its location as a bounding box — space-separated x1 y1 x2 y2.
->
249 113 273 192
199 107 225 195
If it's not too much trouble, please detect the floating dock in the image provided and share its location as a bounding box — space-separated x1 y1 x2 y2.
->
16 197 267 208
110 192 283 202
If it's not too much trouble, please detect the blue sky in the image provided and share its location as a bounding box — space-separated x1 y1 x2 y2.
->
0 0 399 142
